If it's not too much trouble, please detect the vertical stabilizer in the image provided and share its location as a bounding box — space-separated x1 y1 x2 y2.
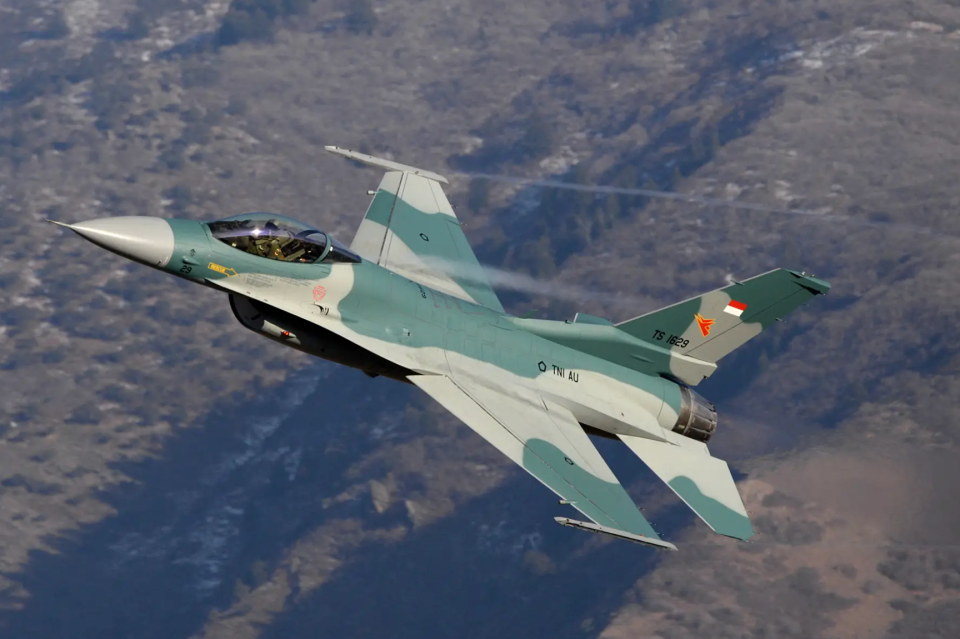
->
615 269 830 364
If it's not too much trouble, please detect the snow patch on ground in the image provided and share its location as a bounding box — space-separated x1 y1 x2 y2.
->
739 27 910 76
772 180 794 203
538 145 579 175
798 28 902 71
724 183 743 199
65 0 103 44
461 136 484 154
63 0 127 56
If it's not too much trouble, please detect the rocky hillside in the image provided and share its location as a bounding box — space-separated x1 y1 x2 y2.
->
1 1 960 637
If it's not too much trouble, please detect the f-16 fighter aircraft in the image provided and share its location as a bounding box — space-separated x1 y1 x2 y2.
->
51 147 829 550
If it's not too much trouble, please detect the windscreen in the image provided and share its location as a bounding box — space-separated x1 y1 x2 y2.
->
206 213 354 264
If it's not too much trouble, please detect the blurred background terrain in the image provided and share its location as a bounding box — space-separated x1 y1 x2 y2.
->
1 1 960 637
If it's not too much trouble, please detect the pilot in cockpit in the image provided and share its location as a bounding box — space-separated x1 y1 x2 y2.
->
206 213 361 265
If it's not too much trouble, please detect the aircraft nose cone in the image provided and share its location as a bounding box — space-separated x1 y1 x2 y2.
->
58 216 175 268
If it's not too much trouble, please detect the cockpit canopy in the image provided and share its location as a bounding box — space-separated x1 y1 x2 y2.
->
206 213 360 264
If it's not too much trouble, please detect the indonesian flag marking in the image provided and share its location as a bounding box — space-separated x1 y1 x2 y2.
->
724 300 748 317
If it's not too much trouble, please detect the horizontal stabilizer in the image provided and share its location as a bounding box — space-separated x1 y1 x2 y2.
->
618 435 754 540
555 517 677 551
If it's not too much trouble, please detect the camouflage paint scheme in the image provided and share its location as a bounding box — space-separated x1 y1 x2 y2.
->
59 148 830 551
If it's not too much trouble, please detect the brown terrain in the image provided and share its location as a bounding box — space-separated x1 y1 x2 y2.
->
1 0 960 637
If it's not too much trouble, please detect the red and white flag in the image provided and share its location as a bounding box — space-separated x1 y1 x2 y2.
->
724 300 747 317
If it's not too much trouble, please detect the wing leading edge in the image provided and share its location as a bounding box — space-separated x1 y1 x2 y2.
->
328 146 504 313
410 374 675 550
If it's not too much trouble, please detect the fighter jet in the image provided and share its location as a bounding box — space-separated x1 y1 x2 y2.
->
52 147 829 550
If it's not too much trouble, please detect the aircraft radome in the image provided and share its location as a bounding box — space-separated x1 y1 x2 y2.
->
50 146 830 551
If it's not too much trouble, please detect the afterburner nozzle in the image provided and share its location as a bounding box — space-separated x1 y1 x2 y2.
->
49 216 175 268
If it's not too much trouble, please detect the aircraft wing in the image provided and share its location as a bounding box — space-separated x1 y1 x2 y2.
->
326 146 504 313
410 374 676 550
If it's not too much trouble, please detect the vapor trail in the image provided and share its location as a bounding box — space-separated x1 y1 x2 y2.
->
476 262 652 309
397 256 653 310
457 172 942 237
